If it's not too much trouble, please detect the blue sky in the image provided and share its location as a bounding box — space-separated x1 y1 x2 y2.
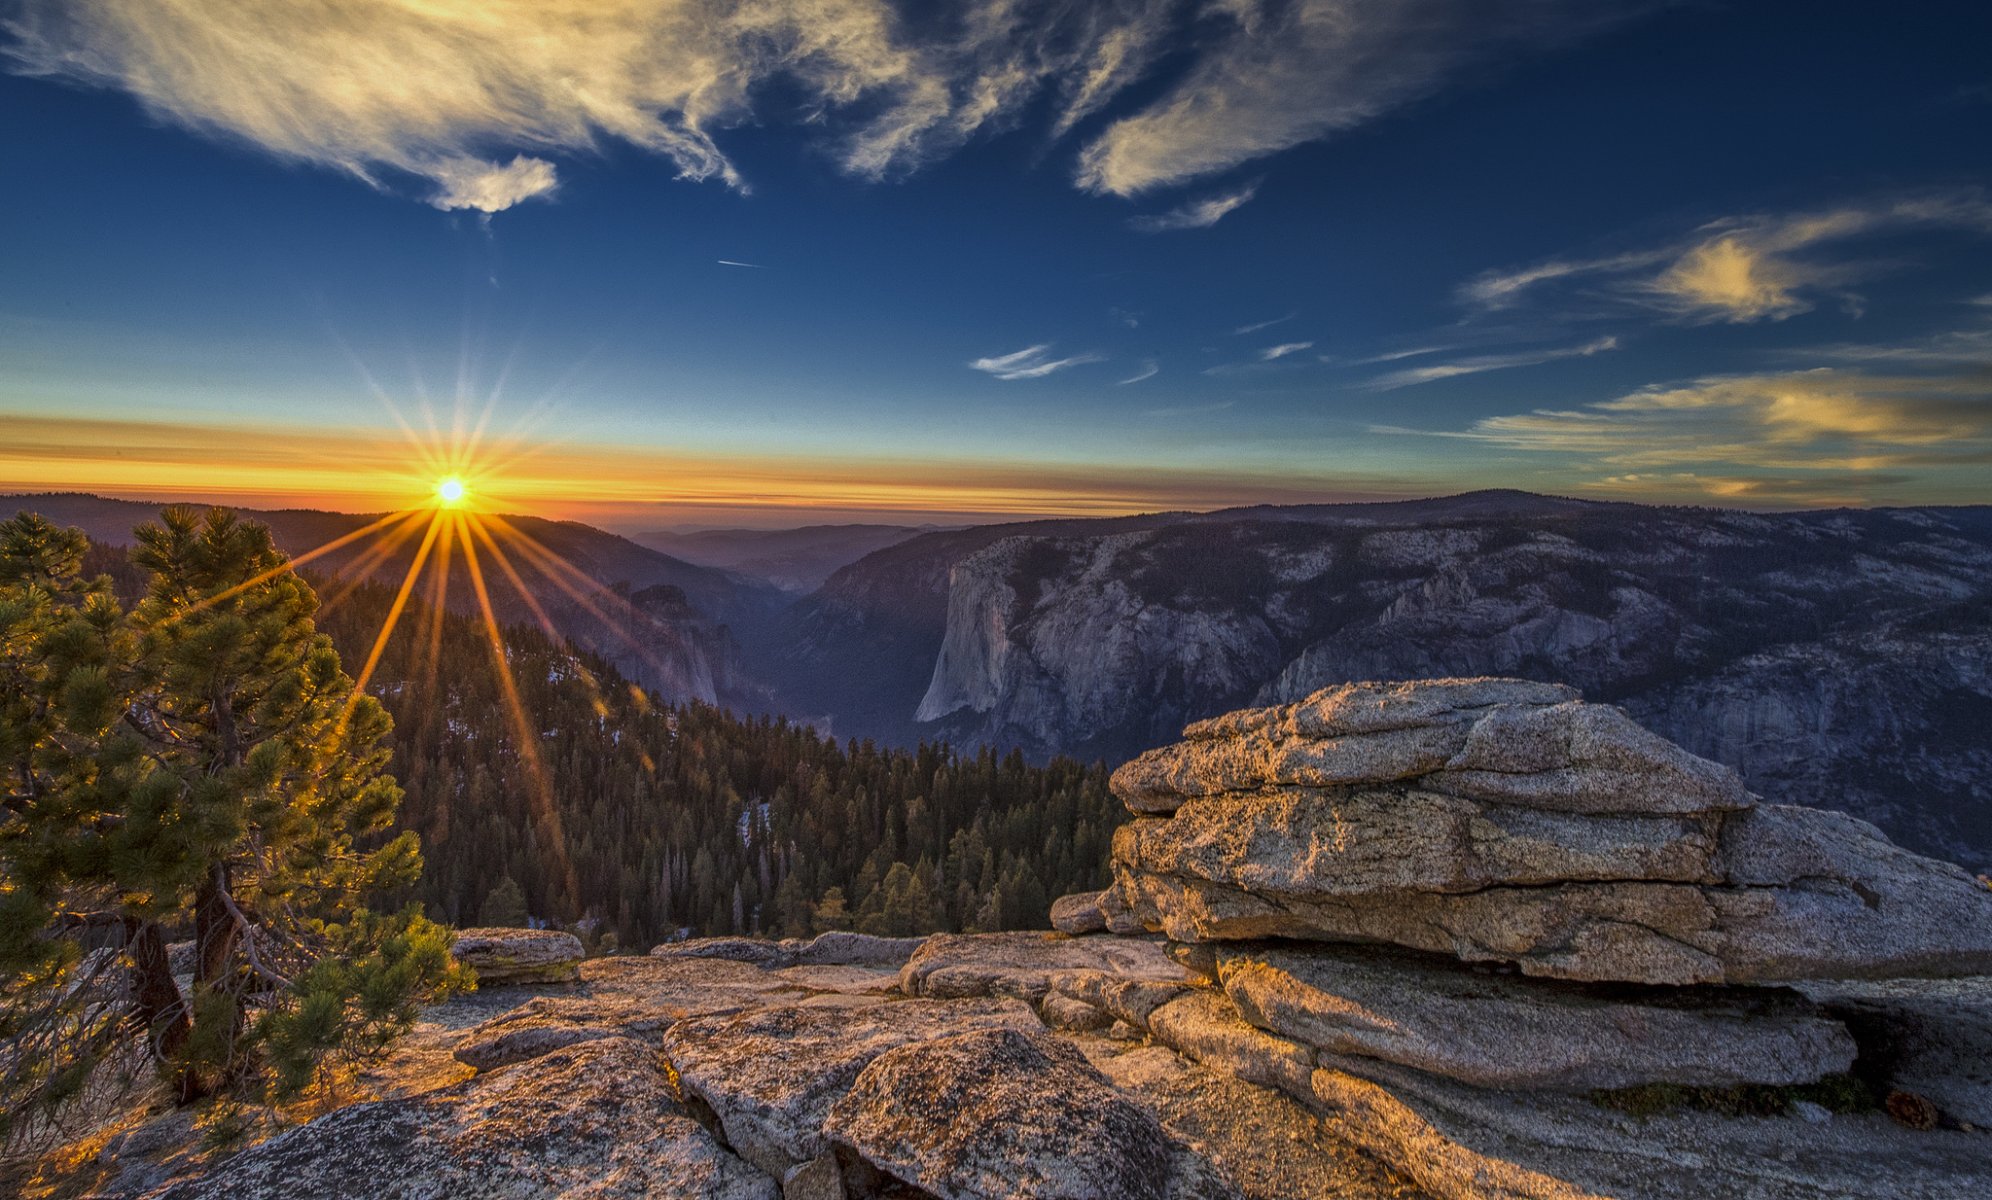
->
1 0 1989 526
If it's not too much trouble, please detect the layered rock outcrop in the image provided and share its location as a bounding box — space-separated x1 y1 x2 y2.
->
1101 679 1992 985
1006 678 1992 1199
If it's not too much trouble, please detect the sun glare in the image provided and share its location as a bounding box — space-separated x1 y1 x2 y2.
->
436 477 467 507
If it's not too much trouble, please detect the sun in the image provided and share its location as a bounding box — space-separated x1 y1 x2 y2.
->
435 477 468 507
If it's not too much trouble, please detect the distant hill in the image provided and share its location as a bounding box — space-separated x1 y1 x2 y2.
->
18 488 1992 870
2 492 785 710
770 489 1992 870
630 522 947 592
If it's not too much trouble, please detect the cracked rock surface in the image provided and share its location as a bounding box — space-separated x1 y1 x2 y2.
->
1104 680 1992 984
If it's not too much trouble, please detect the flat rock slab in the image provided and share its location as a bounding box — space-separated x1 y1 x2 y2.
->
650 931 927 969
1215 944 1854 1091
451 957 898 1071
1130 978 1991 1200
660 997 1043 1180
901 931 1191 1001
1087 1042 1423 1200
449 927 585 985
1310 1055 1992 1200
823 1027 1240 1200
153 1038 776 1200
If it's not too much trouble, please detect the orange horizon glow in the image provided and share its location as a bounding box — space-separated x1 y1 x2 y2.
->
0 409 1430 527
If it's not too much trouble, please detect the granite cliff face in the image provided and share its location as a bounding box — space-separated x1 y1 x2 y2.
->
775 493 1992 869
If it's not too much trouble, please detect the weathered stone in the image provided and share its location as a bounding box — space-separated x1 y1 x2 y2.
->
1144 990 1315 1100
452 957 891 1071
1185 677 1577 741
661 998 1042 1180
1112 787 1723 898
1116 688 1749 818
1092 1043 1419 1200
1114 722 1472 815
1426 700 1753 815
454 1017 621 1072
781 1154 846 1200
1051 890 1111 934
1309 1054 1992 1200
1112 868 1734 984
1217 944 1855 1090
1702 804 1992 981
449 927 584 985
823 1028 1240 1199
1047 968 1197 1027
1040 991 1117 1032
794 931 928 967
1107 683 1992 984
154 1038 777 1199
652 936 797 966
650 931 927 970
900 931 1190 1002
1800 974 1992 1128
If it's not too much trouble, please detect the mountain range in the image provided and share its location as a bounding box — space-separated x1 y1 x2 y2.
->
9 488 1990 871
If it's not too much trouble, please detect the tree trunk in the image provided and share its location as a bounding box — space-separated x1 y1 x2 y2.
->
125 918 190 1061
193 863 241 988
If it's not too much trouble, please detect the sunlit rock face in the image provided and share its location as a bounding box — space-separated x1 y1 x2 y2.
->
1101 680 1992 986
784 495 1992 872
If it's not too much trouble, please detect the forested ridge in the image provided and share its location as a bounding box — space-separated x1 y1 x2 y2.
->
78 528 1125 950
310 575 1122 949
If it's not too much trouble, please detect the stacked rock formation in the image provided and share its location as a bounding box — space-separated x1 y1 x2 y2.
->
1026 678 1992 1198
1095 677 1992 986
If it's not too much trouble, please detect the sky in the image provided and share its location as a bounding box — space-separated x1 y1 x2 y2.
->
1 0 1989 529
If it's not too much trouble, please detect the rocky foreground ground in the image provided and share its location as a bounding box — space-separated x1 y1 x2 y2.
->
79 680 1992 1199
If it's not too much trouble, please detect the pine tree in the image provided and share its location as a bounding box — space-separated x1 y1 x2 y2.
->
479 875 529 928
0 509 464 1143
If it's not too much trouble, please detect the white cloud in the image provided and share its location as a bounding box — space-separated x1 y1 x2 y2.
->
1075 0 1655 196
1129 180 1260 232
1461 194 1992 322
1387 368 1992 488
1258 340 1315 361
1233 312 1296 335
1 0 1167 212
1457 252 1662 311
3 0 1660 214
1365 335 1618 389
429 155 560 212
969 343 1105 380
1116 360 1159 385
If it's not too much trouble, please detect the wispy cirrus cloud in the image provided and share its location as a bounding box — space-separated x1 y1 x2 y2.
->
3 0 1661 213
1460 193 1992 323
1130 180 1260 232
1116 360 1160 385
1365 335 1618 389
1258 341 1315 361
1382 365 1992 504
969 343 1105 380
1234 312 1297 335
1075 0 1658 196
